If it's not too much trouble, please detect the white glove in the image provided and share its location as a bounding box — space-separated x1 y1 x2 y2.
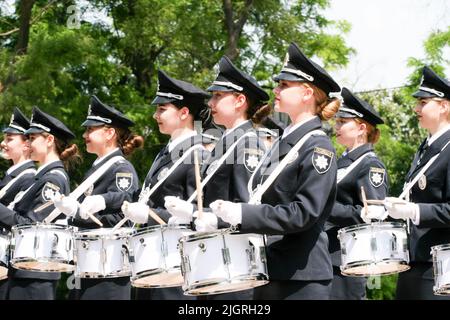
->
360 205 388 223
164 196 193 220
193 211 218 232
209 200 242 227
52 192 79 217
168 216 191 225
121 201 149 224
79 195 106 220
385 197 419 222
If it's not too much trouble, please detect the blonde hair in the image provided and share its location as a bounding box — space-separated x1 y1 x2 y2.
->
302 83 340 121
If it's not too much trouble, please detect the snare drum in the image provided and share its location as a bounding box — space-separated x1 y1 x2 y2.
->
0 231 10 279
338 222 410 276
129 224 194 288
74 228 133 278
179 230 269 296
431 244 450 295
10 223 75 272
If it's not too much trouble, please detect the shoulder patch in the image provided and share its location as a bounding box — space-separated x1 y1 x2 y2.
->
312 147 333 174
41 182 60 202
116 172 133 192
369 167 385 188
243 148 263 172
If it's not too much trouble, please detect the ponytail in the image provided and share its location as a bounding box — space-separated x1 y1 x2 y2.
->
115 127 144 156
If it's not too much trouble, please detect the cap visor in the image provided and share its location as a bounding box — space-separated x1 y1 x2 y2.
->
2 127 26 134
335 111 357 119
273 72 306 82
81 119 105 127
206 84 234 92
151 96 177 105
412 90 436 99
25 127 45 135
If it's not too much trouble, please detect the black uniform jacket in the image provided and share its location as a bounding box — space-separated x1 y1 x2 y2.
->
0 160 36 207
137 134 210 224
201 121 266 207
0 160 70 280
72 149 139 229
325 143 388 266
405 130 450 262
240 116 337 281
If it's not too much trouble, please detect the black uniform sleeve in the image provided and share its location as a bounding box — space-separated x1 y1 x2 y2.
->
418 158 450 228
241 138 337 235
329 157 389 226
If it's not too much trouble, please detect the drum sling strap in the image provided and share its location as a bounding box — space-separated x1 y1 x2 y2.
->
187 132 257 203
0 168 36 201
336 152 374 184
248 130 325 205
138 144 205 204
44 155 124 223
399 139 450 232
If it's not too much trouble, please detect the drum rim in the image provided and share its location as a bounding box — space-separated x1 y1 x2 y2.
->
338 222 407 235
431 243 450 252
74 227 134 240
183 274 269 296
11 257 75 272
75 269 131 278
131 268 183 288
340 259 410 277
180 229 258 243
12 223 76 232
132 224 191 237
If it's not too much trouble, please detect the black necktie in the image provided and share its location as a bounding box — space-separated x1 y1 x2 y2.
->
417 141 428 165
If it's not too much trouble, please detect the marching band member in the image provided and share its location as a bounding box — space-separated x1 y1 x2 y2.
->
384 66 450 300
206 43 341 299
0 108 36 299
0 107 79 300
53 96 142 300
326 87 388 300
121 70 211 300
164 56 270 299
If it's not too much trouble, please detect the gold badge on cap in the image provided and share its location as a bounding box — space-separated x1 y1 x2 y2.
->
418 174 427 190
9 114 14 126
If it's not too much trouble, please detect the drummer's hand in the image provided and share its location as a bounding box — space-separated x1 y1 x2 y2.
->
385 197 419 222
79 195 106 220
360 205 388 223
193 211 218 232
210 200 242 227
164 196 193 220
121 201 149 224
52 192 78 217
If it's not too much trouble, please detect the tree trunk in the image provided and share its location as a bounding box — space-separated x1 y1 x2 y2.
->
222 0 253 61
15 0 36 55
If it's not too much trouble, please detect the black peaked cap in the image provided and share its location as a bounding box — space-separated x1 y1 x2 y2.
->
335 87 384 125
26 107 75 141
3 107 30 134
207 56 269 104
273 42 340 95
412 66 450 100
82 95 134 128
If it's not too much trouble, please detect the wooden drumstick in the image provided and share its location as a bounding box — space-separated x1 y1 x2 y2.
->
193 149 203 220
86 212 103 227
112 201 166 232
361 186 368 217
148 208 166 225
